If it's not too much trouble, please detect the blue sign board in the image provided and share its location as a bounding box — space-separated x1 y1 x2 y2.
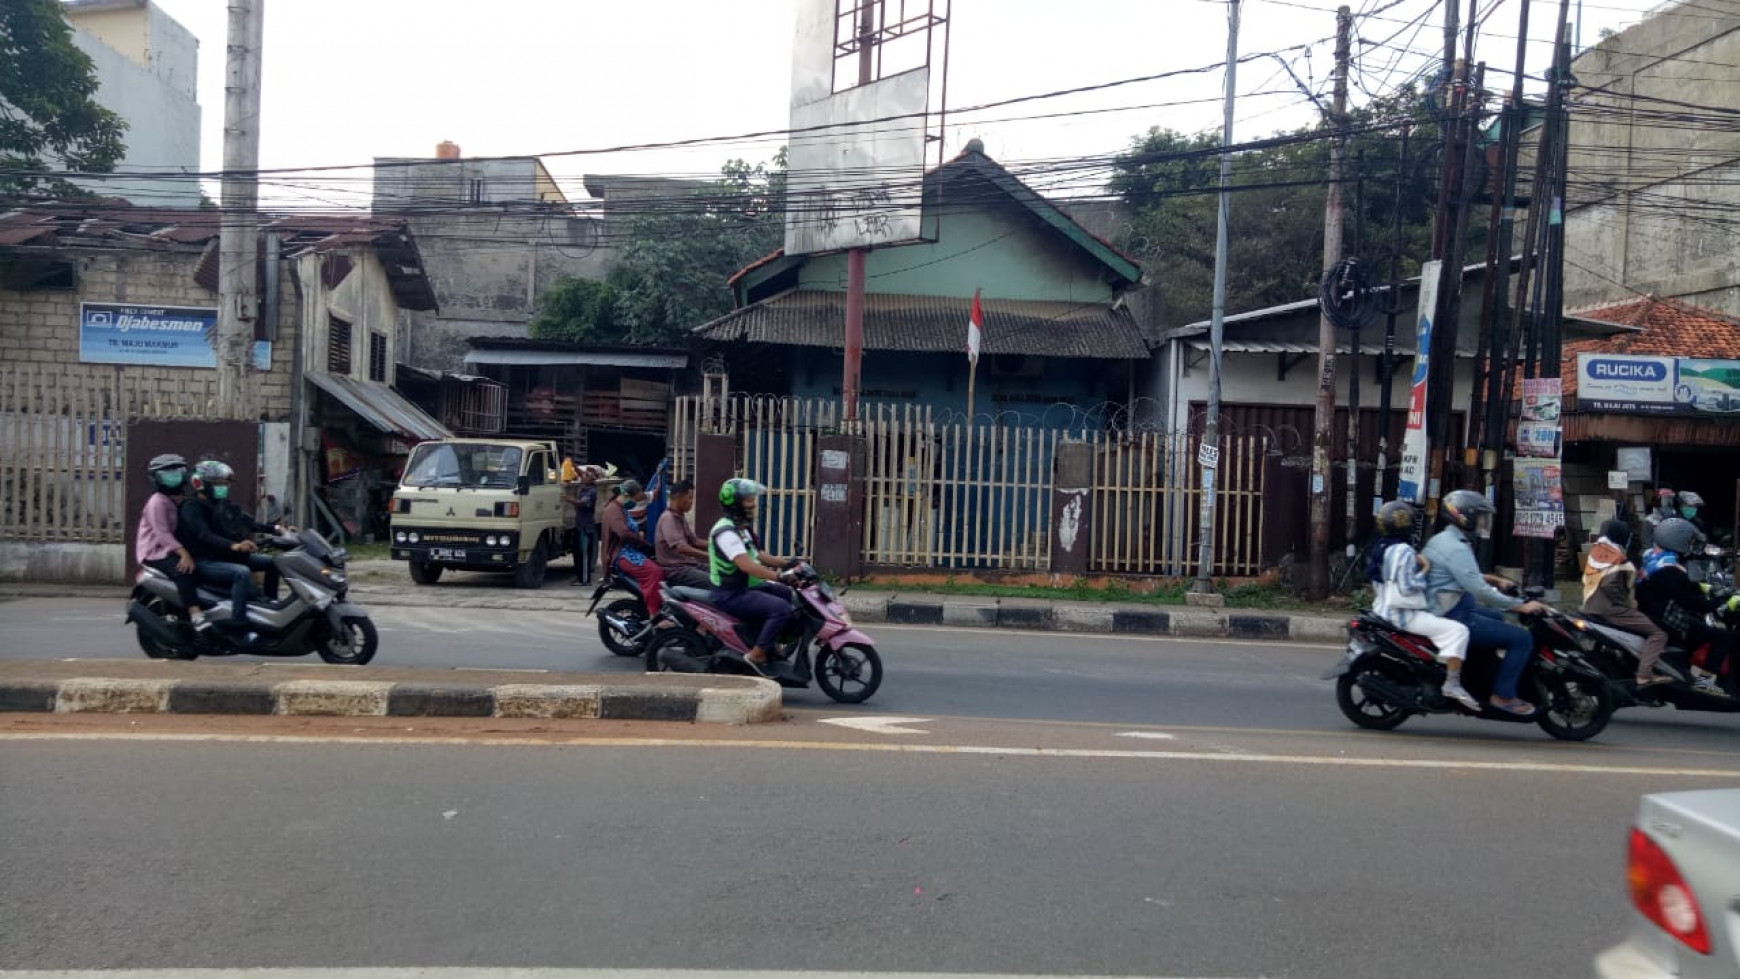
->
79 302 269 370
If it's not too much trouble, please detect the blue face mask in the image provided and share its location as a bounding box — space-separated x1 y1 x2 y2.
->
1682 506 1698 519
212 484 230 501
158 470 185 490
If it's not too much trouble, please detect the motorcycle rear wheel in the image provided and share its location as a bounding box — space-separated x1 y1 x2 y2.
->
1334 662 1411 730
599 598 647 656
135 596 197 660
645 627 710 674
816 643 883 704
1531 671 1614 741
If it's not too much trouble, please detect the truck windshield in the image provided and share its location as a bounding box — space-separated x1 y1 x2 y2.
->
402 443 523 490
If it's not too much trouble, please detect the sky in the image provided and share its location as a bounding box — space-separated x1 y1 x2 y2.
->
141 0 1654 208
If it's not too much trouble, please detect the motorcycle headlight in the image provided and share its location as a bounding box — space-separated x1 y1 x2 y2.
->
408 532 420 544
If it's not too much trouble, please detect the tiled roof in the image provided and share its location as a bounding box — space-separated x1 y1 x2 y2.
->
694 289 1151 360
1534 297 1740 397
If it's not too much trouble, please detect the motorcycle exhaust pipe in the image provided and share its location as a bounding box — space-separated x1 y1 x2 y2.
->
602 613 636 635
127 599 186 652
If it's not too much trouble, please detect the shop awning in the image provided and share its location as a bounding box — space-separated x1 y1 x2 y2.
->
306 371 451 442
463 348 688 369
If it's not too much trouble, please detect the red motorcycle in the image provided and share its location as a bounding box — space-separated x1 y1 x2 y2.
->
642 564 883 704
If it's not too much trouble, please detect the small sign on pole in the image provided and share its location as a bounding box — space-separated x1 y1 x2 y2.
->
1607 470 1629 491
1197 441 1221 470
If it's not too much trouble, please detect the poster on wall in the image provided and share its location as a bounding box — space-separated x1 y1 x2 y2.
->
1513 459 1565 539
1397 260 1440 504
1578 353 1740 414
78 302 269 370
1517 377 1562 458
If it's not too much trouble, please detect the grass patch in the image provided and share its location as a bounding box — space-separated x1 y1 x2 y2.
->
339 540 392 562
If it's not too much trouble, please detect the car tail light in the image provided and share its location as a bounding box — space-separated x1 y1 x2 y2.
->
1627 827 1712 954
495 502 520 518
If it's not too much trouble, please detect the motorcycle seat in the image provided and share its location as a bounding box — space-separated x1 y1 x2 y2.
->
1584 618 1647 654
669 585 717 604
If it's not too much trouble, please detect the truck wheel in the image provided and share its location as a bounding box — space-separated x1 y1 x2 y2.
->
408 559 443 585
514 538 549 590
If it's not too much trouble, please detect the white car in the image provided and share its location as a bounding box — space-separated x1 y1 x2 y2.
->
1597 789 1740 978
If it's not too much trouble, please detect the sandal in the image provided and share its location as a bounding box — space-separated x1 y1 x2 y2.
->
1634 675 1673 689
1488 696 1536 717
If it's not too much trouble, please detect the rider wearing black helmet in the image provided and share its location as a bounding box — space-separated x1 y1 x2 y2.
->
707 477 802 675
176 460 283 634
1639 517 1738 695
1368 501 1477 710
1421 489 1550 716
136 454 206 628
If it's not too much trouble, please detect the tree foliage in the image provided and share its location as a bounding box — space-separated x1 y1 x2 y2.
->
1111 88 1486 326
527 277 622 344
0 0 127 199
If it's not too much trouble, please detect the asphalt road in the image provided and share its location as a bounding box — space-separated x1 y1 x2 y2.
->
5 595 1740 751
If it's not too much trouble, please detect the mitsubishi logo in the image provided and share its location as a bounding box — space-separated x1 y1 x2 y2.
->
446 507 455 517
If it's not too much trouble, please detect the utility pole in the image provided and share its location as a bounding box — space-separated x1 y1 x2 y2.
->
1534 13 1575 588
1423 0 1474 524
216 0 264 419
1306 4 1352 600
1192 0 1241 598
841 0 876 423
1344 151 1365 554
1374 123 1409 506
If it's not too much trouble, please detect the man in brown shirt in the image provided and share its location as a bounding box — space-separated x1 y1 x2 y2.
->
656 480 712 589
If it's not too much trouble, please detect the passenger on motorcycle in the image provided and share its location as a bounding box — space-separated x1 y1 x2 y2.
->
1422 489 1549 716
602 479 665 619
1580 519 1670 687
708 478 801 676
656 480 713 590
135 453 207 630
1639 517 1739 696
1368 501 1478 711
176 460 288 636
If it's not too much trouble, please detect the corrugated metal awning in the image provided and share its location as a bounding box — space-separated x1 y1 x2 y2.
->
306 371 451 442
464 349 688 369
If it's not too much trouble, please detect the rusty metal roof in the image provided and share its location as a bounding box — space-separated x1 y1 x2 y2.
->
694 289 1150 361
306 371 451 442
0 205 437 311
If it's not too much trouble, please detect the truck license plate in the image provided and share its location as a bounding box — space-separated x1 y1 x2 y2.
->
431 548 467 562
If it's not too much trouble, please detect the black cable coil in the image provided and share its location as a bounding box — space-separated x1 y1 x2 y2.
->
1319 257 1378 331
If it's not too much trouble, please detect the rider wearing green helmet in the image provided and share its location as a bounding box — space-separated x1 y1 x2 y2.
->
708 477 802 675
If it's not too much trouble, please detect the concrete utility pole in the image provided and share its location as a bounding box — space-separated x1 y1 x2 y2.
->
1192 0 1241 598
1306 5 1352 600
216 0 264 418
841 0 876 423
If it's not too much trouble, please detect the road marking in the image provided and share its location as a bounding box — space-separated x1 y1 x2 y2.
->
874 623 1339 650
7 731 1740 779
1116 731 1178 740
818 716 933 735
0 970 1238 979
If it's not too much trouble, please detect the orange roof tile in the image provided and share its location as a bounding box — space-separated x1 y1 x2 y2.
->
1520 297 1740 398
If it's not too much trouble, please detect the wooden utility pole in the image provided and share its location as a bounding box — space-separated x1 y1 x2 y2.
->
841 0 877 422
1192 0 1242 598
216 0 264 418
1306 5 1352 600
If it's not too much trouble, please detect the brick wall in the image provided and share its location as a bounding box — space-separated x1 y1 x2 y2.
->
0 248 298 421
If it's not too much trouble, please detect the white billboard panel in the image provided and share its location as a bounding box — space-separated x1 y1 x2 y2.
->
785 66 930 256
789 0 836 110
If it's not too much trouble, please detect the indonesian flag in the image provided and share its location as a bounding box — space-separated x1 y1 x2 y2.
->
967 288 984 365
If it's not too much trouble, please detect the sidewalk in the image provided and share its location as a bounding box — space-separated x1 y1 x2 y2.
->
0 658 780 723
0 559 1355 646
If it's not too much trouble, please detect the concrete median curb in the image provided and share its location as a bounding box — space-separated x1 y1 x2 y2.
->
0 661 782 724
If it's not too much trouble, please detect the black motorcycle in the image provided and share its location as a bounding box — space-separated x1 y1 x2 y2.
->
1572 598 1740 715
126 530 377 665
585 568 651 657
1326 605 1617 741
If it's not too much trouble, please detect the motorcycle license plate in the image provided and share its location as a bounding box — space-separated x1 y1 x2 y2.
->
431 548 468 562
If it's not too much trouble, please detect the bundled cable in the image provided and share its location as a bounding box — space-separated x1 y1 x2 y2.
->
1319 256 1379 330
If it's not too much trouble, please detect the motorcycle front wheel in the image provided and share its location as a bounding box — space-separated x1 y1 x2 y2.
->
1532 670 1614 741
318 615 379 665
815 643 883 704
599 598 647 656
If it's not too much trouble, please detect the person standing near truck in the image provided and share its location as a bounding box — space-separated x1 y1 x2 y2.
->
563 465 600 586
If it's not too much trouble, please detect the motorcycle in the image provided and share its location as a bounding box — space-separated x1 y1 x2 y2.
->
126 529 378 665
1325 603 1617 741
1571 596 1740 715
585 568 652 657
641 563 883 704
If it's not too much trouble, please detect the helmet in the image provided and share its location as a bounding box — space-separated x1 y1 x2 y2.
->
1441 489 1494 533
190 459 234 501
1654 517 1706 557
1677 490 1705 517
719 477 764 521
1375 500 1416 537
1598 518 1632 550
147 453 188 492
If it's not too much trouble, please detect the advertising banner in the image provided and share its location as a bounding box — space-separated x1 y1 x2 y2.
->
79 302 269 370
1578 353 1740 415
1513 459 1565 539
1397 260 1439 504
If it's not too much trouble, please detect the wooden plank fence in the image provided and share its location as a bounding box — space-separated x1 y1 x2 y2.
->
0 364 225 543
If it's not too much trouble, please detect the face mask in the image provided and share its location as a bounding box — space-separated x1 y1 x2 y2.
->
212 484 230 501
158 470 184 489
1682 507 1698 519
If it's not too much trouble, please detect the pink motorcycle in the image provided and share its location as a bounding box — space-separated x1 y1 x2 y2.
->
643 564 883 704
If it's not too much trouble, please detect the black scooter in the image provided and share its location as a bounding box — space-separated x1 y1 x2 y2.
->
126 530 377 665
585 569 651 658
1574 597 1740 715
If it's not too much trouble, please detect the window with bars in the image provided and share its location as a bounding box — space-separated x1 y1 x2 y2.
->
327 317 352 374
369 332 388 382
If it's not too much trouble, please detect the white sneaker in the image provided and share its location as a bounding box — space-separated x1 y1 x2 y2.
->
1442 681 1482 712
1693 671 1727 696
